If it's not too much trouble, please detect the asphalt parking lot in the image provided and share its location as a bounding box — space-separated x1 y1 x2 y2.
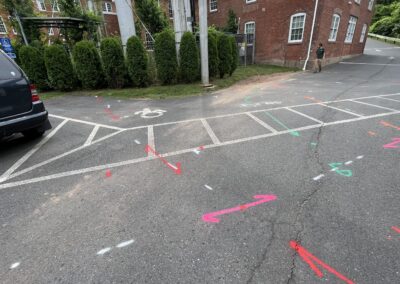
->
0 38 399 283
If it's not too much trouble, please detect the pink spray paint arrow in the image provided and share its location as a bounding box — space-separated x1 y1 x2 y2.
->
202 194 277 223
289 241 354 284
145 145 182 175
383 137 400 149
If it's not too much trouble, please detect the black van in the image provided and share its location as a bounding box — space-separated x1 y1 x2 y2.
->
0 50 51 138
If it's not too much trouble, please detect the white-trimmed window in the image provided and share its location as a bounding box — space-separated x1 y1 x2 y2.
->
52 0 60 12
328 14 340 42
345 16 357 43
209 0 217 12
354 0 361 4
244 21 255 45
246 0 256 3
36 0 46 11
0 16 7 34
368 0 374 11
168 0 173 18
48 28 54 36
289 13 306 43
8 16 17 35
360 24 367 42
102 2 113 13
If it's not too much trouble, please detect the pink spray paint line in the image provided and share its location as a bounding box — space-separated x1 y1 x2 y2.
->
392 226 400 234
289 241 355 284
383 138 400 149
145 145 181 175
104 108 121 121
202 195 277 223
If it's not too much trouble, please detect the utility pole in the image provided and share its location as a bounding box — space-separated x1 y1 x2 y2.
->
199 0 209 86
172 0 187 55
114 0 136 47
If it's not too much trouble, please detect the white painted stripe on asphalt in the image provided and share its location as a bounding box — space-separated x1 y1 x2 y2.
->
319 103 364 117
339 62 400 67
97 247 111 255
285 107 324 124
201 119 221 145
8 130 126 181
49 114 123 130
116 239 134 248
313 174 325 181
147 125 155 157
246 112 278 133
350 99 400 112
10 262 20 269
0 119 69 183
345 161 353 165
204 185 213 190
1 110 399 190
84 125 100 146
134 139 141 144
378 97 400 103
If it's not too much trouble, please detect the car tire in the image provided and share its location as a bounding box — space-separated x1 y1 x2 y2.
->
22 128 45 139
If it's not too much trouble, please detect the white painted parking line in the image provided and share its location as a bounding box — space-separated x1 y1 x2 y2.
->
147 125 155 157
49 114 123 130
0 119 69 183
378 97 400 103
84 125 100 146
319 103 364 117
1 110 399 190
8 130 126 181
285 107 324 124
246 112 278 133
350 100 400 112
201 119 221 145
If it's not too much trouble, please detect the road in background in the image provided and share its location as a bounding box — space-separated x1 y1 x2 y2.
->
0 38 399 283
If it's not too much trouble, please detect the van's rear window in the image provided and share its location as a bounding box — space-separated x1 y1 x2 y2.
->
0 53 21 79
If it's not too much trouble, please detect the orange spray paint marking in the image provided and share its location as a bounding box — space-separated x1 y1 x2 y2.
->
304 96 323 103
392 226 400 234
289 241 355 284
380 120 400 130
368 131 377 136
105 169 112 178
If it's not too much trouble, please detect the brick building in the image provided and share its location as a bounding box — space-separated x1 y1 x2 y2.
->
195 0 375 67
0 0 120 42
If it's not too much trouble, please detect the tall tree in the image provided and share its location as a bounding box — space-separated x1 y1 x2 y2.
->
224 9 238 34
135 0 169 35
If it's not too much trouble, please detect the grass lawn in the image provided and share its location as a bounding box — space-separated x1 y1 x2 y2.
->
40 64 298 100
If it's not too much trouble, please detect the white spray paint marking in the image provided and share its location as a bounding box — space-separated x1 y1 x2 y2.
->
116 239 134 248
375 49 382 52
313 174 325 181
97 247 111 255
167 163 178 170
10 262 20 269
330 168 339 172
123 115 130 118
193 149 201 155
356 155 364 159
134 140 141 144
204 185 213 190
345 161 353 165
106 104 111 109
117 100 121 103
335 82 343 84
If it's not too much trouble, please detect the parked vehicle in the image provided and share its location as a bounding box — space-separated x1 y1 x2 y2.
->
0 50 51 139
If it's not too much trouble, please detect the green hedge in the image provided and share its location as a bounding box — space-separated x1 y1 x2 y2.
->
229 36 238 76
44 45 75 91
72 40 104 89
179 32 199 83
100 37 127 88
217 33 233 78
19 46 49 90
154 29 178 85
126 35 148 87
208 31 219 78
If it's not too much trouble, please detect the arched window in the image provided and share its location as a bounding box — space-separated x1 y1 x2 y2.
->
288 13 306 43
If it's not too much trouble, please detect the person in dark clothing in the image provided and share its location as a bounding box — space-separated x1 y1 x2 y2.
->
314 43 325 73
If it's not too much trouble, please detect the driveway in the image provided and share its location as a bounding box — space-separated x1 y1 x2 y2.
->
0 38 399 283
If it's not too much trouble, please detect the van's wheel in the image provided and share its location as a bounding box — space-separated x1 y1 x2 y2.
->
22 128 45 139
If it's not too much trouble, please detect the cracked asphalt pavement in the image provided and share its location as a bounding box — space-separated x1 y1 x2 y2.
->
0 39 399 283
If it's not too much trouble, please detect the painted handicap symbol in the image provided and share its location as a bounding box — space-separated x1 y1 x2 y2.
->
328 163 352 177
134 108 166 118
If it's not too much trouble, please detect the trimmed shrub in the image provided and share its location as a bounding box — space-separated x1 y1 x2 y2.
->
72 40 104 89
217 33 233 78
44 45 75 91
208 30 219 78
179 32 199 83
154 29 178 85
100 37 127 88
126 35 148 87
229 36 238 76
19 46 49 90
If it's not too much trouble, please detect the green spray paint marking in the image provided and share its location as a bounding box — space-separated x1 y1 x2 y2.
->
264 111 300 137
328 162 352 177
244 97 252 104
